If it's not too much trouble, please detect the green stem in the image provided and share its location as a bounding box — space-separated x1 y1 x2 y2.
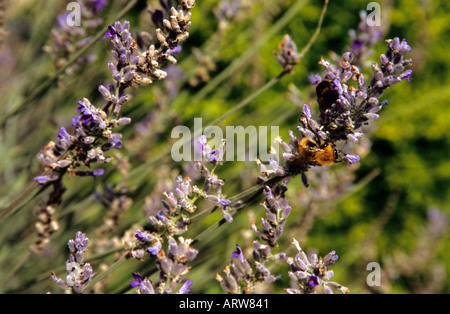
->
189 163 219 206
0 252 32 292
0 182 39 223
298 0 329 60
190 175 284 227
87 254 130 290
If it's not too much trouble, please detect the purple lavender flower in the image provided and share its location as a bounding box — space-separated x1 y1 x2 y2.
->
274 34 300 73
147 0 174 29
348 10 384 68
130 272 193 294
35 0 195 263
218 183 290 294
308 275 320 287
258 36 412 185
177 280 193 294
217 242 282 294
145 175 196 236
130 273 156 294
69 231 89 252
216 244 253 293
251 184 291 247
231 244 244 260
308 73 322 85
135 1 195 85
186 136 233 221
130 272 144 287
90 0 107 13
43 0 108 75
285 239 348 294
130 230 163 258
197 135 225 163
51 232 95 293
34 96 127 186
131 237 197 294
370 38 413 97
345 154 360 164
135 231 150 242
34 175 58 185
46 5 196 194
167 45 182 56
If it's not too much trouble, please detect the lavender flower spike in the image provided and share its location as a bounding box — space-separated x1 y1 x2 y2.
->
51 232 95 294
131 237 197 294
251 184 291 247
285 238 349 294
274 34 300 73
258 36 412 183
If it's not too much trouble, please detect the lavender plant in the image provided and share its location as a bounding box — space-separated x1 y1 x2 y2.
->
31 0 195 252
129 236 197 294
216 182 349 294
285 238 349 294
35 0 195 185
51 231 95 294
1 0 438 296
128 136 229 263
218 7 412 294
43 0 108 77
121 3 411 295
217 183 289 294
258 36 412 186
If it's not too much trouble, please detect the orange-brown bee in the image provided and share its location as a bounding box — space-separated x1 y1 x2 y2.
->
298 137 336 166
316 79 339 114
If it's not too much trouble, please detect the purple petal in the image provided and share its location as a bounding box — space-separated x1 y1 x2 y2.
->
308 275 321 287
218 199 230 206
345 154 360 164
34 176 50 185
308 73 321 85
302 104 312 120
93 169 105 176
130 272 143 287
400 69 412 82
178 280 192 294
231 244 242 259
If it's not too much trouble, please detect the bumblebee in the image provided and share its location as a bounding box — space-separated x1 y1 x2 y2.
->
298 137 336 166
316 79 339 114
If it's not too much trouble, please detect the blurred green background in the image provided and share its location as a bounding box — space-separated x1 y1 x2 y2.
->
0 0 448 294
